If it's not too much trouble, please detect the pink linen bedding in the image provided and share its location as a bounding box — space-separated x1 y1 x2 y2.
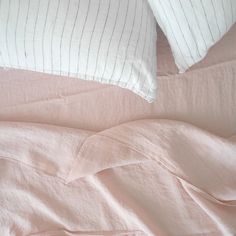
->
0 20 236 236
1 24 236 137
0 120 236 235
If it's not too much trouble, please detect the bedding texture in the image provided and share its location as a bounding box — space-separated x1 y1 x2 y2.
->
0 3 236 235
148 0 236 72
0 120 236 235
1 23 236 137
0 0 157 101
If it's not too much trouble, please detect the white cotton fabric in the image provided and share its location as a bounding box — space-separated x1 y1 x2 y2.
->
0 0 157 102
148 0 236 72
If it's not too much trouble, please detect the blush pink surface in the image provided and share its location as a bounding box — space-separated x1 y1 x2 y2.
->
0 23 236 236
0 120 236 235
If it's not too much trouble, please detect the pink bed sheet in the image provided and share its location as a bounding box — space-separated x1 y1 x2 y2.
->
0 120 236 235
0 25 236 138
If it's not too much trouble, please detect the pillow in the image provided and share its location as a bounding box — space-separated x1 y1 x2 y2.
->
0 0 157 102
148 0 236 73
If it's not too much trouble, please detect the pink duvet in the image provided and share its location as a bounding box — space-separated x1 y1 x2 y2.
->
0 120 236 235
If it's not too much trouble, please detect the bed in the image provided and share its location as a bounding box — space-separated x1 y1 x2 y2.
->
0 1 236 235
1 24 236 137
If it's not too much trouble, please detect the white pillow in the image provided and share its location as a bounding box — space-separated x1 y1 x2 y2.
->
148 0 236 72
0 0 157 102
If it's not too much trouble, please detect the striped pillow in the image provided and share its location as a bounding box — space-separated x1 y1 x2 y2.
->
148 0 236 72
0 0 157 102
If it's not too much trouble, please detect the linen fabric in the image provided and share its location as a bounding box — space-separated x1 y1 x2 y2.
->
0 120 236 235
0 0 157 101
1 23 236 137
148 0 236 72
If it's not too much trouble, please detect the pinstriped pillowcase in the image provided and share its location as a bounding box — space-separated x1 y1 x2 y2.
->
0 0 157 102
148 0 236 73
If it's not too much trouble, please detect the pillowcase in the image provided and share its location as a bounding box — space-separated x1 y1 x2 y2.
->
148 0 236 73
0 0 157 102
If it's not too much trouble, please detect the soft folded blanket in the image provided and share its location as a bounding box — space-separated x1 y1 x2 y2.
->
0 119 235 235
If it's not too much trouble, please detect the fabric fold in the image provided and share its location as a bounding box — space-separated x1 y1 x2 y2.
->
0 122 93 180
67 119 236 205
1 119 236 206
0 119 236 235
